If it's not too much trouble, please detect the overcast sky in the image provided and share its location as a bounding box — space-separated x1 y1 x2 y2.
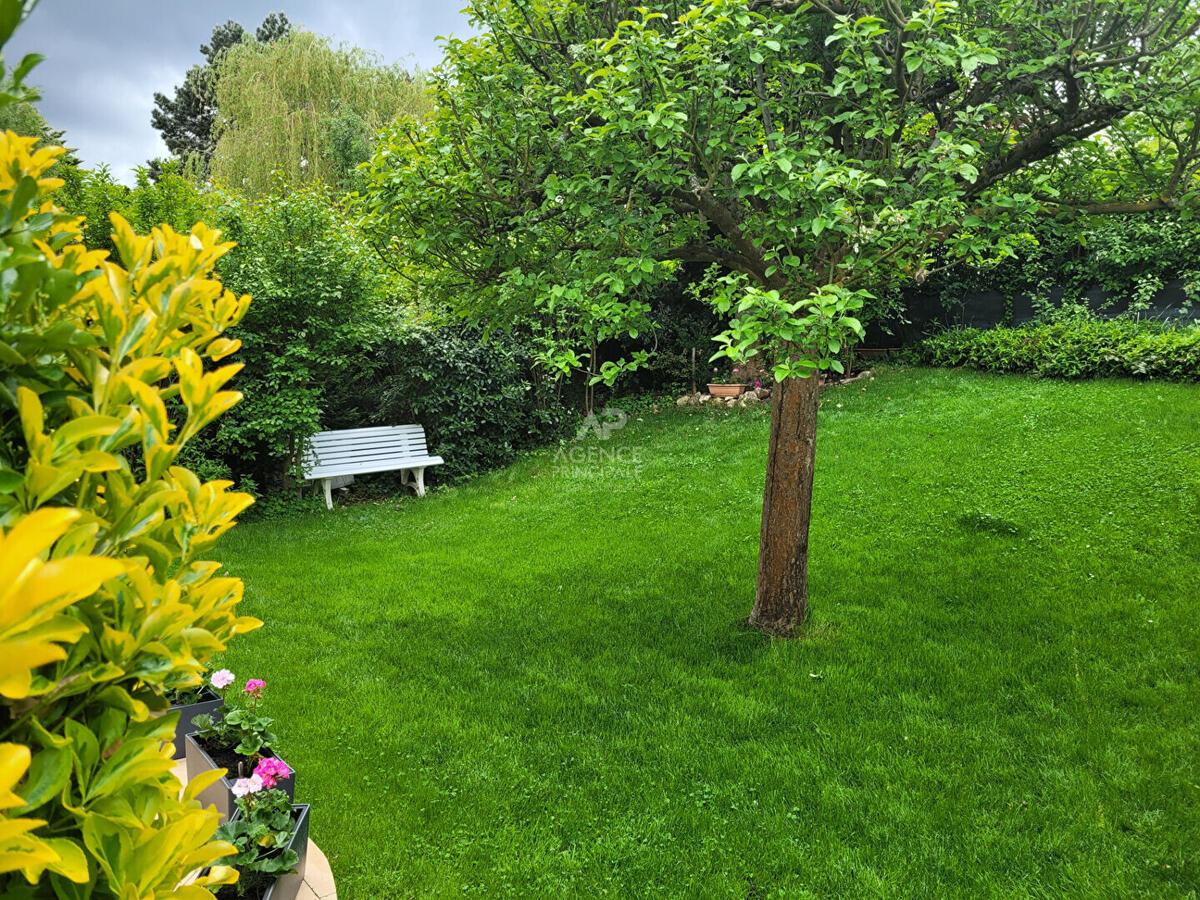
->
8 2 475 183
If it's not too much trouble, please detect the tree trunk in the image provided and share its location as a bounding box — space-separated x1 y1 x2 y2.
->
750 372 821 636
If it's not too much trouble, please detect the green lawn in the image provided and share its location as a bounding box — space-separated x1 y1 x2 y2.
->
214 368 1200 898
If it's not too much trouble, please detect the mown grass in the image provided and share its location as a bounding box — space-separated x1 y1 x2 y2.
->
214 367 1200 898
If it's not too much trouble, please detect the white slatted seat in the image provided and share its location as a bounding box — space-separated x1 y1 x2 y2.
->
303 425 444 509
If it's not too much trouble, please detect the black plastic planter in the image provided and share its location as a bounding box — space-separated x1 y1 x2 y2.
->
185 733 296 822
260 804 309 900
168 687 223 760
214 804 310 900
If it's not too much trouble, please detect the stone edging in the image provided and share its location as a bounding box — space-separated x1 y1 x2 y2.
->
676 370 875 408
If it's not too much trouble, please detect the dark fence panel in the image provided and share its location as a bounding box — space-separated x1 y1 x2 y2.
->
864 278 1193 347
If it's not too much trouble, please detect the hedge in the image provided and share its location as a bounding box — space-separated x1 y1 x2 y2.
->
919 320 1200 381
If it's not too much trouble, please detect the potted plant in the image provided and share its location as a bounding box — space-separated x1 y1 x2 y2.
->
212 784 310 900
187 675 296 820
165 669 227 760
707 365 748 398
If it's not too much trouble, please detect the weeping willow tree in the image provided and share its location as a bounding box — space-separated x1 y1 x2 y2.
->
212 29 431 195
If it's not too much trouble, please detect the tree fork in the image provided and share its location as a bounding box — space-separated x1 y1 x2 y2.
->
750 371 822 637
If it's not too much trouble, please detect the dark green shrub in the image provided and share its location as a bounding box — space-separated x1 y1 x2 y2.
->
920 320 1200 381
334 323 573 482
920 212 1200 320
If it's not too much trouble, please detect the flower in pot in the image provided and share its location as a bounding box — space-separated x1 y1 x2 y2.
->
708 365 748 398
213 781 310 900
187 675 296 820
164 668 229 759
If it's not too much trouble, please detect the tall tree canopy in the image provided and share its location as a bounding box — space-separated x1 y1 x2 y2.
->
364 0 1200 633
151 12 291 164
211 30 432 195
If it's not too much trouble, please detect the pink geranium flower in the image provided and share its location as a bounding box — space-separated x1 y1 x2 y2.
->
253 757 292 789
244 678 266 696
210 669 235 690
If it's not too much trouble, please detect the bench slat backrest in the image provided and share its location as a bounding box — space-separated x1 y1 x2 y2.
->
304 425 431 478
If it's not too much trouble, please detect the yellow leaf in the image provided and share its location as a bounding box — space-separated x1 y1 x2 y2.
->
200 864 239 886
0 508 79 591
0 743 32 808
180 767 227 804
22 836 88 883
52 415 123 452
15 386 45 450
0 836 59 879
206 337 241 361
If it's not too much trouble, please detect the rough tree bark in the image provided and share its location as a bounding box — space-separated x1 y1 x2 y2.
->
750 370 822 636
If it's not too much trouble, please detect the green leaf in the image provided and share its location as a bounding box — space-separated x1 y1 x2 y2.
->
0 466 21 491
15 743 72 814
0 0 36 50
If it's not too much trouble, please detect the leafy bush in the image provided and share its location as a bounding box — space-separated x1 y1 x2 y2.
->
0 131 257 894
920 320 1200 380
57 158 210 257
334 323 574 482
197 185 391 490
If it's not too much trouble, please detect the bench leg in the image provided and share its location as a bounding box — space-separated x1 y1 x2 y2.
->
400 467 427 497
322 478 333 510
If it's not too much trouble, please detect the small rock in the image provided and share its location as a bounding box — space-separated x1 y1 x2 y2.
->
755 387 770 399
741 393 761 405
676 395 691 407
725 397 737 407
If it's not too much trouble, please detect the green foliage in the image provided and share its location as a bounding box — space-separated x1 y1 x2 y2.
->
213 30 431 195
0 96 65 156
124 159 210 235
364 0 1200 386
215 789 300 893
922 212 1200 319
920 320 1200 380
191 705 278 758
1026 60 1200 215
200 185 390 488
711 279 866 378
191 674 278 758
55 158 210 257
339 323 573 482
0 123 255 895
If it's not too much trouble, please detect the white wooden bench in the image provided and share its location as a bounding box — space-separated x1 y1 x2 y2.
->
303 425 444 509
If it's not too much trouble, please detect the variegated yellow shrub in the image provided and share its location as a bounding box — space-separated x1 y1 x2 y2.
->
0 126 261 898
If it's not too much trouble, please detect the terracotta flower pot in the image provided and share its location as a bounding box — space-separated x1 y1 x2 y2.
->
708 383 747 398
